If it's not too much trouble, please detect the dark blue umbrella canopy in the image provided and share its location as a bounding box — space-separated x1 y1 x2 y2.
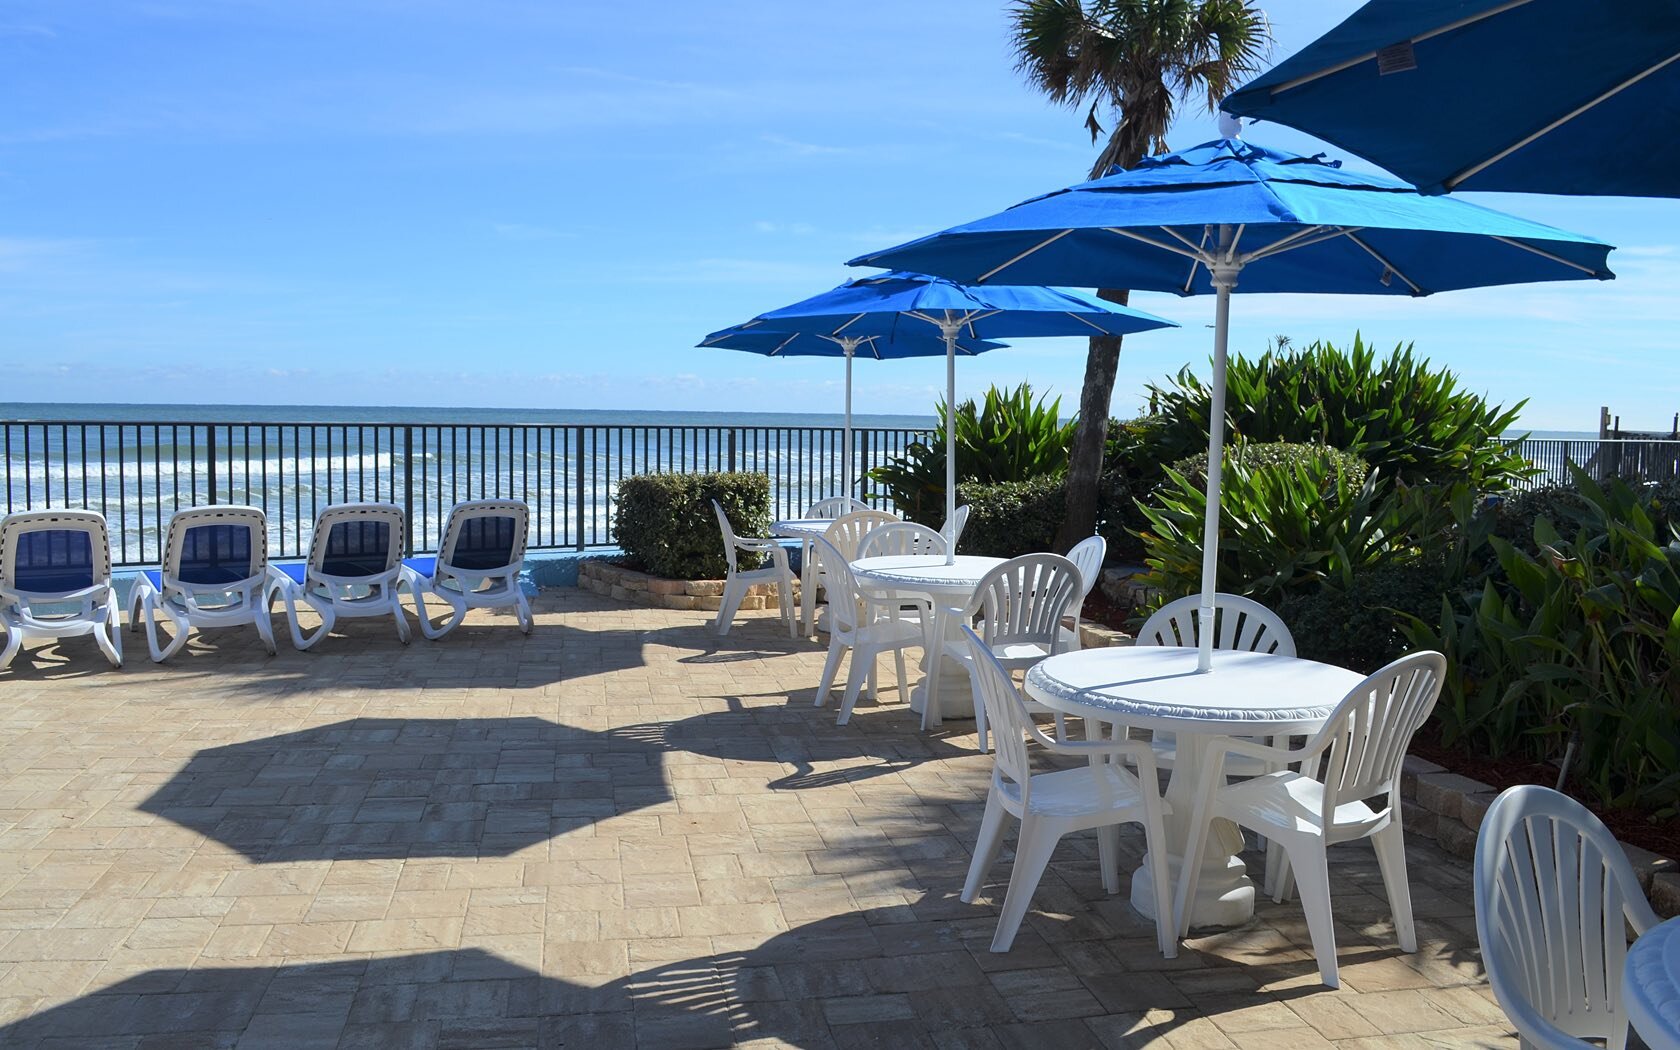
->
700 324 1004 359
847 139 1615 292
1223 0 1680 197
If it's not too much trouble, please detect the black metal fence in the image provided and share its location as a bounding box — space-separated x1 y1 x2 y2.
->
1515 437 1680 489
1 420 931 566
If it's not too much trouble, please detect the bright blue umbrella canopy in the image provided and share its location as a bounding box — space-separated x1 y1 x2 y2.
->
1223 0 1680 197
847 139 1615 292
700 325 1003 359
848 137 1614 670
714 272 1177 550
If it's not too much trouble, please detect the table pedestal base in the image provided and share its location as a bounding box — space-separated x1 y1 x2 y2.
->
908 649 977 722
1130 823 1255 930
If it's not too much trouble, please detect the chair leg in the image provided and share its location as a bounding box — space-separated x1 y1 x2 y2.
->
144 597 191 663
892 648 908 703
714 576 746 636
96 600 123 668
1287 840 1341 988
991 818 1061 952
814 639 845 708
837 646 870 725
516 591 533 635
867 659 878 702
1371 823 1416 953
962 792 1009 903
255 601 278 656
1096 824 1121 895
0 627 18 670
391 595 411 645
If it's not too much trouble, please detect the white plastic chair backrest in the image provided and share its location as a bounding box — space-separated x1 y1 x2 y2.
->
941 504 971 550
856 522 947 560
1309 650 1446 827
438 499 528 580
971 553 1083 651
1066 536 1106 599
0 509 112 598
1475 785 1660 1049
824 509 899 562
711 500 745 575
1136 593 1296 657
161 505 267 597
307 503 406 583
809 536 863 635
962 624 1036 809
804 496 869 519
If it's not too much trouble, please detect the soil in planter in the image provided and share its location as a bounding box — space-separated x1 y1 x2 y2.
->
1409 724 1680 859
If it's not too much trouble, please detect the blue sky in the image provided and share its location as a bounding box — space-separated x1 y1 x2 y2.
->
3 0 1678 431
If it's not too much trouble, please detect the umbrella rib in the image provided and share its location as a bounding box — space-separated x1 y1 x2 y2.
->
1445 45 1680 190
1490 236 1606 276
1103 226 1204 261
831 313 870 337
1061 312 1118 335
1238 225 1341 264
976 229 1075 283
1260 0 1536 97
1344 234 1425 294
768 333 804 357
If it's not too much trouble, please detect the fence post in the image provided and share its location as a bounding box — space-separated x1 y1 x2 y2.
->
574 426 587 552
205 424 217 505
727 429 737 473
403 426 416 555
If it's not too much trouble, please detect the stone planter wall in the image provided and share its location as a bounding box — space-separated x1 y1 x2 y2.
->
577 560 799 613
1400 756 1679 918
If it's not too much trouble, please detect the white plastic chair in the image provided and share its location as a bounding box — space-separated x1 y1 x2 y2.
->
1475 785 1661 1050
1172 650 1447 988
822 509 900 562
127 505 275 661
710 500 795 638
0 510 122 670
267 502 411 650
959 625 1176 957
941 504 971 551
1058 535 1106 651
401 499 532 639
929 553 1084 744
809 536 923 725
856 522 947 560
804 496 869 519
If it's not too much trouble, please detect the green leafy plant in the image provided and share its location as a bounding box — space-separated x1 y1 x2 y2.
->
614 471 770 580
1147 335 1531 492
869 383 1075 525
1136 442 1405 606
1276 557 1447 674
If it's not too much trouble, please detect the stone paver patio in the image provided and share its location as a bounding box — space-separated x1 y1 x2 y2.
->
0 588 1516 1049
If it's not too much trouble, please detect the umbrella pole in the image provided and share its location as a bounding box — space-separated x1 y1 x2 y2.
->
843 343 854 499
1197 266 1238 673
943 324 958 565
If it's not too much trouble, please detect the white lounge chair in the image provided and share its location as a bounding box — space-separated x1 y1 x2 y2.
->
0 509 122 669
127 505 276 661
268 502 410 650
401 499 531 639
1475 785 1661 1050
711 500 795 637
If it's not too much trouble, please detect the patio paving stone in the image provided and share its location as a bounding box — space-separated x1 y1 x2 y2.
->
0 588 1518 1048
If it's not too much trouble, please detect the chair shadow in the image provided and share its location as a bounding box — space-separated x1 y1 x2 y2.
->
136 716 672 863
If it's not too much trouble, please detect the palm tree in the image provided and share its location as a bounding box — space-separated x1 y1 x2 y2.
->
1009 0 1270 552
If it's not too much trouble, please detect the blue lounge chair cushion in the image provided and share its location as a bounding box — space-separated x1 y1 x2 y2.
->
271 563 308 585
403 556 438 578
177 523 257 586
13 530 96 594
320 521 392 579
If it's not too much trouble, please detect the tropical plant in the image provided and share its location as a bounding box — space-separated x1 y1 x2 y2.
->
1008 0 1271 551
959 467 1133 559
1136 442 1407 605
1147 335 1531 492
868 383 1074 524
614 471 770 580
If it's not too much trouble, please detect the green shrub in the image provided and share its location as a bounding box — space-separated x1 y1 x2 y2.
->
1146 334 1530 492
1167 442 1370 493
1137 442 1405 606
869 383 1074 525
614 471 770 580
1276 558 1446 674
1490 484 1591 552
958 467 1134 559
1402 467 1680 812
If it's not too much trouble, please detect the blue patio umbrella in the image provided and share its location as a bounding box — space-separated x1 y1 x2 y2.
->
699 325 1005 500
1222 0 1680 197
718 272 1178 559
850 136 1614 669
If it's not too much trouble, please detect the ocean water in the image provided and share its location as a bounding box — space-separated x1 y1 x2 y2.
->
2 403 936 565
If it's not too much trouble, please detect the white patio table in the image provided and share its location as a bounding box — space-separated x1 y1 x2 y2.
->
1626 917 1680 1050
1024 646 1361 929
850 553 1005 727
770 518 838 636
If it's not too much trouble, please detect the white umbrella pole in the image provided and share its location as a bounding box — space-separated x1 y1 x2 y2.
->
843 343 854 499
943 325 958 566
1197 267 1238 672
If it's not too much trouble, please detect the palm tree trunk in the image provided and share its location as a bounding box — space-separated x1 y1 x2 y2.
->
1055 292 1127 551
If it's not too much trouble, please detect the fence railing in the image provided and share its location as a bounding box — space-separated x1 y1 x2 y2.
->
1 419 932 566
1514 437 1680 489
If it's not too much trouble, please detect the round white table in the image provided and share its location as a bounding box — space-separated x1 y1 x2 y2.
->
850 554 1005 726
771 519 838 636
1626 917 1680 1050
1024 646 1361 929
